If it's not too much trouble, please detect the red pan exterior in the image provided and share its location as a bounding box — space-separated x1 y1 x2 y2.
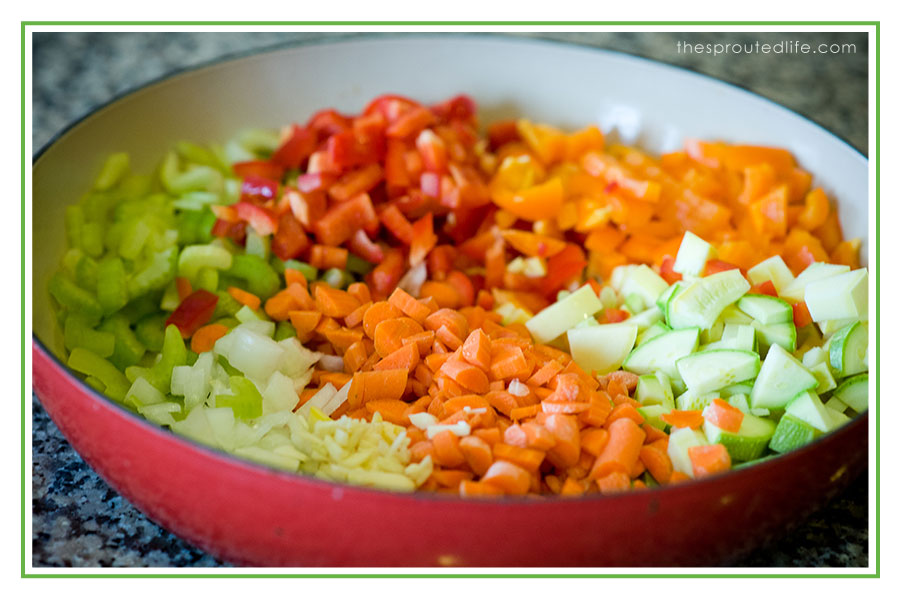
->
32 340 868 567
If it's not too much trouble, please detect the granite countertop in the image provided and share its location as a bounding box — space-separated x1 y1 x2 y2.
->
31 30 869 568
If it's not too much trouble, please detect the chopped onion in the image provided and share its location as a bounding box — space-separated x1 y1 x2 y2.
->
426 421 471 439
508 378 529 397
397 261 427 297
409 412 438 429
317 354 344 372
297 383 337 418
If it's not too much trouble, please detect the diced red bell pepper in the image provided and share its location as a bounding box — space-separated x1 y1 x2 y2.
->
539 244 588 297
327 129 382 170
420 172 441 199
271 213 309 260
314 193 378 247
363 94 423 123
792 301 813 329
703 259 742 277
348 229 385 264
659 255 682 284
448 164 490 208
409 213 438 266
379 204 415 245
232 160 284 181
487 119 520 151
211 218 246 245
366 248 405 299
601 308 630 324
352 111 388 138
749 280 778 297
445 204 493 246
386 106 436 139
307 108 352 142
240 174 280 204
234 201 279 236
384 138 411 192
271 124 316 169
416 129 448 174
306 150 340 175
286 188 327 228
430 94 477 123
166 289 219 338
295 171 336 193
328 163 384 203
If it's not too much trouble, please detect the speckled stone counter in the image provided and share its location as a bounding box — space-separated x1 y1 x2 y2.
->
31 31 870 568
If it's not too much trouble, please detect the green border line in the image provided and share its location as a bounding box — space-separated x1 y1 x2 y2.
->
22 21 879 579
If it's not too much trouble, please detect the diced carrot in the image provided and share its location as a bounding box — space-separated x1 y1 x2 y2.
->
490 346 529 381
606 403 645 426
410 440 435 462
459 480 504 497
639 444 673 485
190 323 229 354
458 436 493 477
509 405 540 421
445 271 476 307
432 430 466 468
540 413 581 469
373 341 420 372
388 287 433 324
688 444 733 478
346 282 372 305
423 308 469 341
474 427 502 446
431 469 474 489
284 268 308 288
440 359 490 394
365 399 411 426
641 423 668 444
420 280 462 309
362 301 403 340
596 471 631 494
343 301 372 329
486 390 521 417
581 428 610 456
309 244 349 270
560 477 585 496
792 301 813 329
322 327 364 354
705 398 744 433
348 368 408 407
318 372 351 389
482 460 531 494
315 285 361 318
460 328 492 372
589 417 646 480
661 409 704 429
492 443 546 472
373 317 425 357
288 310 322 342
343 340 369 373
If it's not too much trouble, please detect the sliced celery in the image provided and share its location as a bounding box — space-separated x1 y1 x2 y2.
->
346 254 373 275
75 254 99 292
81 222 105 258
65 205 84 249
322 268 351 289
98 315 146 371
142 324 188 393
49 272 103 321
134 313 167 352
93 152 130 191
118 219 152 260
226 254 279 299
213 290 242 319
274 321 297 341
67 347 131 401
64 314 115 357
96 256 129 314
128 247 177 297
196 267 219 293
178 244 232 280
283 260 317 281
216 376 263 419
